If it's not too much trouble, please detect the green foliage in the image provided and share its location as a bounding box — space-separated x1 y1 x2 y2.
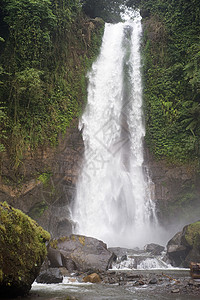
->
0 0 104 168
138 0 200 163
37 172 52 186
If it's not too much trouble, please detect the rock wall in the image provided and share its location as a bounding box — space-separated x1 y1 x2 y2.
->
0 121 84 239
145 148 200 231
0 123 199 240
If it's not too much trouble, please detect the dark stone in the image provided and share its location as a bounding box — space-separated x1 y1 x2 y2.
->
48 235 115 272
140 9 150 18
121 255 128 261
108 247 142 257
124 25 133 39
190 262 200 279
36 268 63 284
144 243 165 255
149 278 158 284
166 231 189 267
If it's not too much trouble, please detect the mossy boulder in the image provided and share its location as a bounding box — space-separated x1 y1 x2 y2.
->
0 202 50 297
47 235 115 273
182 221 200 248
167 221 200 267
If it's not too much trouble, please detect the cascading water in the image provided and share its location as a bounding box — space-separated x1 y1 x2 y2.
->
72 11 161 248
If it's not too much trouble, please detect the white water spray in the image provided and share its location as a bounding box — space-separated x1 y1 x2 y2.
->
72 12 160 248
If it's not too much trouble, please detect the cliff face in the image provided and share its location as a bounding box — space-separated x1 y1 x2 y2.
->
0 1 104 239
1 128 199 240
140 0 200 232
0 1 199 241
146 149 200 230
0 123 83 238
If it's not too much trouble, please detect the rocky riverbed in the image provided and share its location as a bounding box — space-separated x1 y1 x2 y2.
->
32 269 200 299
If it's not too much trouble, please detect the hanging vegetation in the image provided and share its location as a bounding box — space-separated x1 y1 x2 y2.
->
0 0 104 168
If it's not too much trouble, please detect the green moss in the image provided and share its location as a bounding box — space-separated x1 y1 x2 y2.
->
37 172 52 186
28 201 48 219
0 224 6 234
50 236 71 249
184 221 200 248
0 201 50 286
49 239 58 249
60 236 70 242
78 236 85 246
71 235 76 242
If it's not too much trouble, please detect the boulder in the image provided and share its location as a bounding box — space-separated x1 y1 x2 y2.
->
48 235 115 272
144 243 165 255
0 202 50 297
190 262 200 279
36 268 63 284
83 273 101 283
166 221 200 267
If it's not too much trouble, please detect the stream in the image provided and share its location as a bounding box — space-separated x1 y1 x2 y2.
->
19 270 199 300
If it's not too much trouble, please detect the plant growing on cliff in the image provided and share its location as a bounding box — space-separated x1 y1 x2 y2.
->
0 0 104 169
133 0 200 163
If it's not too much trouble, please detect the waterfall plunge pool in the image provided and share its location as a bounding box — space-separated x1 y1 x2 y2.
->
4 269 199 300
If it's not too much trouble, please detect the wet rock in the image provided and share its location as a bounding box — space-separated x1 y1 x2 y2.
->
0 202 50 297
48 235 115 272
83 273 101 283
190 262 200 279
36 268 63 284
108 277 117 284
108 247 142 257
149 278 158 284
171 289 180 293
166 231 188 267
167 221 200 267
65 296 79 300
144 243 165 255
188 279 194 286
121 255 128 261
193 280 200 287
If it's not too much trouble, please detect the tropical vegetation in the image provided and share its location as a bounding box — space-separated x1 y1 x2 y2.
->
0 0 104 168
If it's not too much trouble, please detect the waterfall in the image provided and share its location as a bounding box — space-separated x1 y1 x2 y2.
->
72 12 160 248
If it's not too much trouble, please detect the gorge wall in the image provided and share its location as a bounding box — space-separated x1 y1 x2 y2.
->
146 150 200 233
0 1 104 238
1 125 199 242
0 123 83 238
0 0 199 245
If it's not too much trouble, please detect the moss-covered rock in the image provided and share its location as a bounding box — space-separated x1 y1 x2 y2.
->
167 221 200 267
182 221 200 248
0 202 50 297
